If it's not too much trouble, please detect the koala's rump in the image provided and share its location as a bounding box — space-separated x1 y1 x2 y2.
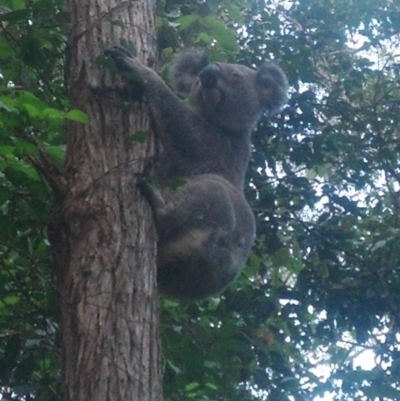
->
156 174 255 300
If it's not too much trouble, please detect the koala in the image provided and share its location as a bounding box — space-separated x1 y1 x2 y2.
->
106 47 288 300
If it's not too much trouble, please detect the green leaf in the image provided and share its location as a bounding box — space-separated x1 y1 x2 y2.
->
371 239 386 252
185 382 199 392
176 15 199 30
46 145 65 164
14 139 38 156
0 95 17 111
65 109 89 124
0 35 14 59
22 103 41 117
3 295 19 305
42 107 64 120
0 99 16 112
197 32 213 46
10 0 25 10
0 144 15 155
272 247 291 267
225 3 243 23
205 382 218 390
202 16 238 52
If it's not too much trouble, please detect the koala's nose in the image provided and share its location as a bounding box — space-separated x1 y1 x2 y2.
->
199 63 221 87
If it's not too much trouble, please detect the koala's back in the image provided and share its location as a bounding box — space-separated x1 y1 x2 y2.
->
155 112 252 190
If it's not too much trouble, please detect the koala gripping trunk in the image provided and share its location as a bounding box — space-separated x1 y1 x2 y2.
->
106 48 288 300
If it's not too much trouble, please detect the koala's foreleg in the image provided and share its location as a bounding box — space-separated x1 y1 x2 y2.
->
106 47 199 156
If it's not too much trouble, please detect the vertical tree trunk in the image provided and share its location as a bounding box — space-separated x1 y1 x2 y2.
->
51 0 161 400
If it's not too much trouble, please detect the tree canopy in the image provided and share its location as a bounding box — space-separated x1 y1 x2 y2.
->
1 0 400 400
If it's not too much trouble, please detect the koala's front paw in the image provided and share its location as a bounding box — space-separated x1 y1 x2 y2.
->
105 46 142 75
106 45 134 59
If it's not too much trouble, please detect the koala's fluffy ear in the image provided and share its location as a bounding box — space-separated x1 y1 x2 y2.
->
257 62 289 115
168 50 209 96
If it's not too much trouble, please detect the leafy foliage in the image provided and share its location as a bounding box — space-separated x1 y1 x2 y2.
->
0 0 68 399
1 0 400 400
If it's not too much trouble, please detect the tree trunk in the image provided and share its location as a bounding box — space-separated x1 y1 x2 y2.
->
51 0 161 400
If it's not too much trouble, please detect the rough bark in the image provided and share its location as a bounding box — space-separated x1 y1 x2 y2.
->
50 0 161 400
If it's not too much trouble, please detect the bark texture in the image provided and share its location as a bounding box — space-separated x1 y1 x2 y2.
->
52 0 161 400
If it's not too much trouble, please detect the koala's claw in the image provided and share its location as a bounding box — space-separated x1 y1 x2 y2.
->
105 46 147 87
105 46 134 71
106 45 133 59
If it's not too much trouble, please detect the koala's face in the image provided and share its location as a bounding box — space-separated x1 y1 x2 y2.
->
188 61 288 133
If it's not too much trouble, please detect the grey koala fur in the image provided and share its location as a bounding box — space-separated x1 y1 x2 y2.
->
106 47 288 300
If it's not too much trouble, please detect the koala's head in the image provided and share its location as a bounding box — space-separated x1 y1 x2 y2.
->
169 50 288 133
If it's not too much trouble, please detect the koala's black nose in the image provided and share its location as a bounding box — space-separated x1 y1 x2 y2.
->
199 63 221 87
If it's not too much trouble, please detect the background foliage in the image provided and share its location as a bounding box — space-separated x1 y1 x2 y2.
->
0 0 400 400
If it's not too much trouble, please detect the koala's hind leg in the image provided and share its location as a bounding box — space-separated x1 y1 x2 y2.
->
155 174 256 300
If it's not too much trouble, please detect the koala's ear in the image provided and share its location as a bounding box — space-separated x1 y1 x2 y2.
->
257 62 288 115
168 50 209 96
